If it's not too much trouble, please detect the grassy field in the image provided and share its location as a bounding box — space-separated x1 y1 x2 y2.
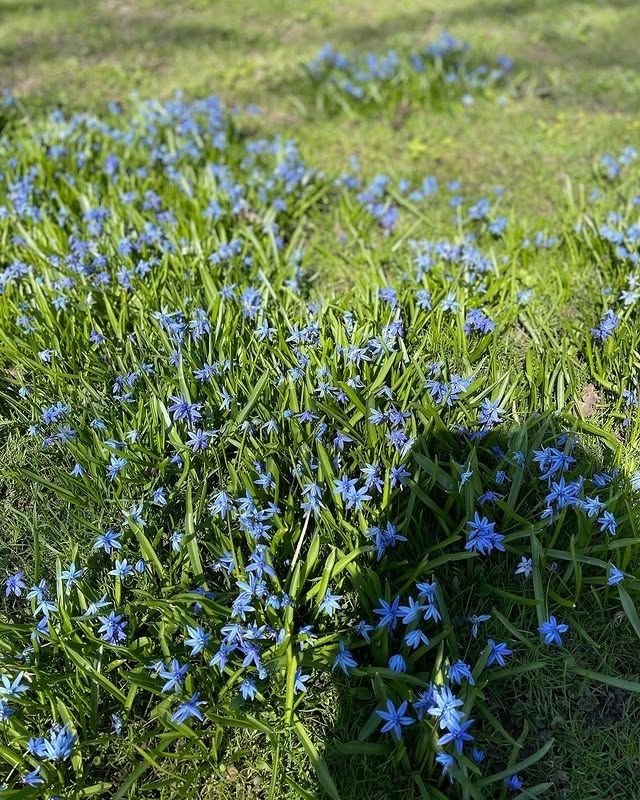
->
1 2 640 799
3 0 640 219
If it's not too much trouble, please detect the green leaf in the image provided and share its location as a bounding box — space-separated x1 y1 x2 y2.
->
61 643 127 705
413 452 455 492
112 743 171 800
77 784 112 797
206 711 275 735
618 586 640 640
130 524 164 579
293 718 341 800
476 738 554 787
283 777 319 800
569 665 640 693
236 369 270 425
335 741 392 756
0 745 26 769
184 482 204 579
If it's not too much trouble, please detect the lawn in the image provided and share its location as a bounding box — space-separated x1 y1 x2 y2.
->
1 2 640 799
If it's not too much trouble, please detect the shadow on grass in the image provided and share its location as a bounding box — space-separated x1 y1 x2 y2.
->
0 3 243 70
1 0 639 115
315 413 640 799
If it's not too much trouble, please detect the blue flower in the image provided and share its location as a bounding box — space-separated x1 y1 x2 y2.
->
533 447 575 480
437 717 474 753
469 613 491 638
209 491 235 520
294 668 311 694
427 686 464 730
398 596 425 625
83 595 111 617
171 692 207 723
112 714 124 735
506 774 524 791
545 476 581 509
61 561 85 591
388 654 407 672
486 639 512 667
390 464 411 488
376 699 414 739
464 308 495 335
319 590 342 617
168 395 203 428
368 521 407 560
465 512 504 555
591 309 618 342
608 564 625 586
152 486 167 505
423 600 442 623
159 658 189 692
477 398 504 427
354 620 375 642
109 559 133 580
0 671 30 698
538 616 569 646
435 751 455 778
94 529 121 554
598 511 617 535
240 678 258 701
43 724 76 761
416 580 438 602
332 641 357 674
97 611 128 645
373 596 402 630
413 684 436 720
106 455 128 480
184 625 210 656
22 767 44 787
124 503 147 528
515 556 533 578
0 699 16 721
5 571 26 597
448 660 475 686
187 428 212 451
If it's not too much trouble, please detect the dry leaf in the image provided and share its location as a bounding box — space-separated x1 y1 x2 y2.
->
579 383 599 417
391 102 411 130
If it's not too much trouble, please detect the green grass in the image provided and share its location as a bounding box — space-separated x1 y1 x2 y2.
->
1 3 640 799
2 0 640 221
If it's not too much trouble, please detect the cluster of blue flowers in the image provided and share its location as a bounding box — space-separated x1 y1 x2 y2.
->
306 32 512 108
0 52 639 797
